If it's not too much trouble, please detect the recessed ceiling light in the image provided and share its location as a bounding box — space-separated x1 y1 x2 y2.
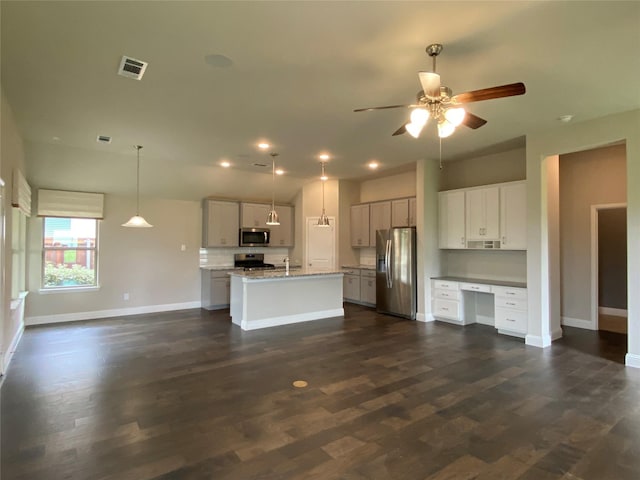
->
558 114 574 123
258 142 270 150
319 153 330 161
52 136 60 141
220 161 231 168
368 161 379 170
275 168 284 175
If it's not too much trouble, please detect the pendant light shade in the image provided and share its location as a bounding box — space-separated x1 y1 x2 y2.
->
317 162 330 227
122 145 153 228
266 152 280 225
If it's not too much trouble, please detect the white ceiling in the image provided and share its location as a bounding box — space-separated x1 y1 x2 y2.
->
1 1 639 202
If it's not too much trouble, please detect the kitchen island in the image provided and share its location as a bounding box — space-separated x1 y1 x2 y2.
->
229 268 345 330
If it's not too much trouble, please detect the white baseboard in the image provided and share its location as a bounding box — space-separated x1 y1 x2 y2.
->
240 308 344 331
625 353 640 369
525 334 552 348
561 316 596 330
599 307 627 317
25 301 201 326
416 313 435 322
2 321 25 377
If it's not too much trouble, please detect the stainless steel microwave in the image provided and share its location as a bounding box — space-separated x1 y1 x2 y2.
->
239 228 270 247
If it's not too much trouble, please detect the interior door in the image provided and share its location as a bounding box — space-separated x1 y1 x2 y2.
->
306 217 335 270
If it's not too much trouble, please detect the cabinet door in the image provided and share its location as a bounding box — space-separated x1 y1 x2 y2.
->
438 191 465 249
212 277 230 306
350 204 370 247
500 182 527 250
465 187 499 241
391 199 409 227
360 276 376 305
409 197 417 227
343 274 361 301
241 203 271 228
269 205 294 247
370 201 391 241
203 200 239 247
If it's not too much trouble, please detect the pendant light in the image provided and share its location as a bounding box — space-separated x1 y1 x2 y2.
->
317 162 330 227
266 152 280 225
122 145 153 228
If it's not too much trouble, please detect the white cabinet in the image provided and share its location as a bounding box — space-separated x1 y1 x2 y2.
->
431 280 463 323
269 205 294 247
391 197 417 227
241 202 271 228
438 191 466 249
360 270 376 306
203 200 239 248
493 286 528 336
350 204 370 247
343 270 361 302
370 201 391 241
466 186 500 241
201 270 232 310
500 182 527 250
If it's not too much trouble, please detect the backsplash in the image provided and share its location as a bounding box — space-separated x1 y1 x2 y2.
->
359 247 376 266
200 247 295 267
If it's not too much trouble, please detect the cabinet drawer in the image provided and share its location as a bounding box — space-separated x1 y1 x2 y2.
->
492 286 527 299
432 280 459 291
495 307 527 333
495 297 527 310
434 289 460 301
433 298 461 320
460 282 491 293
361 269 376 278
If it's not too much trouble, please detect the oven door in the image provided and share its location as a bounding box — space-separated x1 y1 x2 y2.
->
240 228 270 247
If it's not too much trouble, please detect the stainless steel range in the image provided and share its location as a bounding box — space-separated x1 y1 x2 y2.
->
234 253 275 271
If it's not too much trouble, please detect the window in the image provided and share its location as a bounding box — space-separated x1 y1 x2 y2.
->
42 217 98 289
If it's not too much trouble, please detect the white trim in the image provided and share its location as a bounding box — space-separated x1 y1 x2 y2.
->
625 353 640 369
590 203 627 332
525 334 553 348
25 301 201 326
2 322 25 377
416 312 434 322
561 316 596 330
598 307 627 317
38 286 100 295
240 308 344 331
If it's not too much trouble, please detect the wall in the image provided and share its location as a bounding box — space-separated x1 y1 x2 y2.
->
439 148 527 283
359 170 416 203
338 180 360 268
25 194 202 324
559 144 627 323
0 89 29 373
598 208 627 309
526 108 639 368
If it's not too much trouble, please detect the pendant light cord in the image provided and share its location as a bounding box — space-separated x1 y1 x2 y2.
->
270 152 278 210
439 137 443 170
136 145 142 214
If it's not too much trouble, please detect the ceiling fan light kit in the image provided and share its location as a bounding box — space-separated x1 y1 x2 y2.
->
354 43 526 140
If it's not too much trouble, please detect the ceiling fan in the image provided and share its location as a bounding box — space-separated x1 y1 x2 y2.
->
354 44 526 139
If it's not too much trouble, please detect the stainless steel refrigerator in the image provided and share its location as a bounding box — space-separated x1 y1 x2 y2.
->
376 227 417 320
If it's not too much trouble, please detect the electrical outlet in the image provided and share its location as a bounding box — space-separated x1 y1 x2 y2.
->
123 293 130 301
181 244 186 251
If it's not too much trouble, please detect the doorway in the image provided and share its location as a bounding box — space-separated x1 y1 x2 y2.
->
592 204 627 333
305 216 336 270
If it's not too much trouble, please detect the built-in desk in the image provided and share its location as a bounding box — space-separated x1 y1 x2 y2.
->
431 276 527 338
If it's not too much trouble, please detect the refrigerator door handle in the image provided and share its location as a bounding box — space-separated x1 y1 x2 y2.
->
386 239 393 288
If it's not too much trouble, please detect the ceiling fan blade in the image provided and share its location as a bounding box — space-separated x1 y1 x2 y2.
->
392 124 407 136
462 112 488 129
452 82 526 104
354 104 413 112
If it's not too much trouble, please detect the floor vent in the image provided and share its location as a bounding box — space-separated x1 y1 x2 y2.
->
97 135 112 144
117 56 148 80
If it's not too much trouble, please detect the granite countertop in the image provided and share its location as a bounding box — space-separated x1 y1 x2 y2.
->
200 265 239 271
229 268 346 280
342 264 376 271
431 276 527 289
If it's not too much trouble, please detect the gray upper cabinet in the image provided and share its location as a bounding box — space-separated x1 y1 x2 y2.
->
350 204 370 247
203 200 240 247
269 205 294 247
369 201 391 241
241 202 271 228
391 197 417 227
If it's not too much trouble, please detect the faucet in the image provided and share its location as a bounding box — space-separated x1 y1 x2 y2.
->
283 257 290 274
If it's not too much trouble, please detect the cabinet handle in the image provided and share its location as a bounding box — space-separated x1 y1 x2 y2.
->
461 237 465 245
506 292 516 296
506 318 516 322
502 236 506 244
506 302 516 306
442 307 449 311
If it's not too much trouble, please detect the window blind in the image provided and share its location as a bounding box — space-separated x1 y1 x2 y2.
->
37 189 104 219
11 169 32 217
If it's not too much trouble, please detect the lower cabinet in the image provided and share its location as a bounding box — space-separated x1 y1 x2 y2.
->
343 268 376 307
431 278 527 337
201 270 232 310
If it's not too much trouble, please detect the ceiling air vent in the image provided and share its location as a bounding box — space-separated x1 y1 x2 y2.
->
96 135 112 144
117 56 148 80
253 163 268 167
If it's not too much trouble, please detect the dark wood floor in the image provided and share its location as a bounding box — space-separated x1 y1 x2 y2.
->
2 304 639 480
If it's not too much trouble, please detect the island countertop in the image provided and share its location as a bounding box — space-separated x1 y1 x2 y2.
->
229 268 346 280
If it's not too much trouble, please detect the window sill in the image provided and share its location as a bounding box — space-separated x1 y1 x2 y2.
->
10 291 29 311
38 286 101 295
